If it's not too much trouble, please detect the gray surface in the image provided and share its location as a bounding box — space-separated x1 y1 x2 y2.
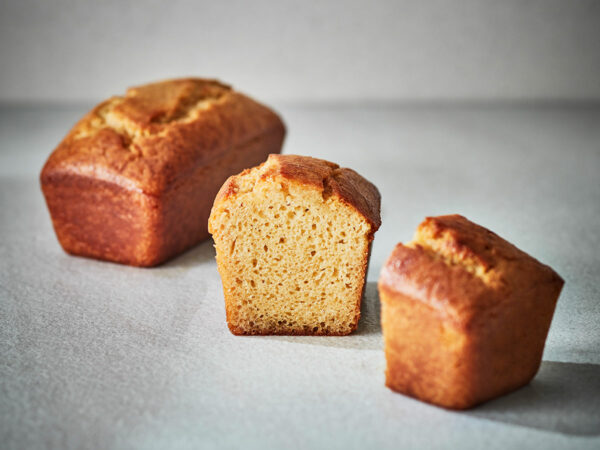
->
2 0 600 103
1 103 599 449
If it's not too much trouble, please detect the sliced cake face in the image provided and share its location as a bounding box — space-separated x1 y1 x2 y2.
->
379 215 564 409
209 155 381 335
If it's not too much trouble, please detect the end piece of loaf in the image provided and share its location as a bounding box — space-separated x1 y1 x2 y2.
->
208 154 381 335
41 78 285 266
379 214 564 409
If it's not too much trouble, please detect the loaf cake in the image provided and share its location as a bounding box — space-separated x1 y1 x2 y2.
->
40 78 285 266
208 154 381 335
379 215 564 409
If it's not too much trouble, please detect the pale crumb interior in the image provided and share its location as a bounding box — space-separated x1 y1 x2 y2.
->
211 171 371 335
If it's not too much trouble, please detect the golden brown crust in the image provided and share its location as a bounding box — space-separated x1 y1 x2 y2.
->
41 78 284 196
41 78 285 266
379 214 563 327
379 214 564 409
379 243 492 328
214 154 381 235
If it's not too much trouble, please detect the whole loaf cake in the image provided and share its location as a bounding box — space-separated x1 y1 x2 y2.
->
41 78 285 266
379 215 564 409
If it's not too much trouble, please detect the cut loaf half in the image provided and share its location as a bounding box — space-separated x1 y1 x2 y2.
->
208 154 381 335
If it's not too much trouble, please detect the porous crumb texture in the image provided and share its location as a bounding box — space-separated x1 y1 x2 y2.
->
209 155 380 335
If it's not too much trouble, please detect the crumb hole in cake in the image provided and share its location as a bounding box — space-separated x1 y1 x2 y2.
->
215 179 371 335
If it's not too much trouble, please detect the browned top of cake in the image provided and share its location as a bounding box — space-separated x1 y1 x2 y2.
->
379 214 563 326
213 154 381 233
41 78 285 195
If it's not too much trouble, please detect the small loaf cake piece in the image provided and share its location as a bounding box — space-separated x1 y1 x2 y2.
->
208 154 381 335
379 215 563 409
41 78 285 266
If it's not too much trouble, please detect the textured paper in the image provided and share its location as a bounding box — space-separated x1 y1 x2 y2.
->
1 105 599 449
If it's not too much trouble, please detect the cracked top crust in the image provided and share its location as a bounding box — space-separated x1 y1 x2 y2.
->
41 78 285 196
379 215 564 326
211 154 381 234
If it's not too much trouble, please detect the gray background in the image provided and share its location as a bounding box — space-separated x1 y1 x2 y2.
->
1 0 600 103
